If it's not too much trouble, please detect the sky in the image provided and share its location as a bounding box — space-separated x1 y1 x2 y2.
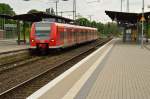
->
0 0 150 23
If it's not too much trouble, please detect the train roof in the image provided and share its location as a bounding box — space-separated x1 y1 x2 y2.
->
55 22 97 30
34 21 97 30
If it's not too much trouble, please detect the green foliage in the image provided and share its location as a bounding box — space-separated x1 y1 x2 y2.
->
96 22 104 33
75 18 121 37
27 9 39 14
90 21 97 28
0 3 16 29
103 22 121 36
75 18 91 27
0 3 15 15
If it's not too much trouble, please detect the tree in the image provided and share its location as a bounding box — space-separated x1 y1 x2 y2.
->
0 3 15 15
96 22 104 33
0 3 16 29
27 9 39 14
103 22 121 36
75 18 121 37
75 18 91 26
91 21 97 27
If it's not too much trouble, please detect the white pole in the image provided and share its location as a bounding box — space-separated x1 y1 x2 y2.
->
141 0 144 48
121 0 122 12
73 0 76 20
127 0 129 12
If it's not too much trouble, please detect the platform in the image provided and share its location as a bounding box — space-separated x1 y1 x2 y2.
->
0 39 29 54
27 39 150 99
86 41 150 99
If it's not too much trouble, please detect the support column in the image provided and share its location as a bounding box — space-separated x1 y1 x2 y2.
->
17 20 20 45
23 22 26 44
146 20 149 43
137 21 139 43
123 25 126 42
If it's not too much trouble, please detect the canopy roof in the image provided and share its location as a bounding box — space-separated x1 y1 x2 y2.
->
0 14 12 19
0 12 74 23
105 10 150 24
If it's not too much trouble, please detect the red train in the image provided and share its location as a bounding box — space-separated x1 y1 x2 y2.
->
30 22 99 49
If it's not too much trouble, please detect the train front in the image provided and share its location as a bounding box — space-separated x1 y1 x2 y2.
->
30 22 55 50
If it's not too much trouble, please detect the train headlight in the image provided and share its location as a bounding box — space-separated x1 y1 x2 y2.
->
31 39 34 42
51 39 55 42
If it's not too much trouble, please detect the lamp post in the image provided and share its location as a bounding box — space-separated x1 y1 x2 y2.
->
23 0 59 15
88 15 93 22
121 0 122 12
127 0 129 12
47 0 59 15
141 0 144 48
55 0 59 15
63 0 76 20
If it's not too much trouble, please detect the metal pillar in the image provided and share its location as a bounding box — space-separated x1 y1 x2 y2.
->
146 21 149 43
88 15 93 22
60 11 63 16
73 0 76 20
123 26 126 42
121 0 123 11
56 1 58 15
23 22 26 44
3 18 5 30
127 0 129 12
141 0 144 48
137 20 139 43
17 20 20 45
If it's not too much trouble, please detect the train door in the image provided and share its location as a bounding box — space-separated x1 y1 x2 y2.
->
76 29 79 44
59 28 65 46
72 28 76 45
63 27 68 47
74 28 77 44
69 28 73 45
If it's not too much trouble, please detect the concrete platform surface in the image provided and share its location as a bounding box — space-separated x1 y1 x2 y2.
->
0 39 29 53
86 41 150 99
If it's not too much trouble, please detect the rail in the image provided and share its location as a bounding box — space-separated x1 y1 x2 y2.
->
27 39 114 99
0 38 111 98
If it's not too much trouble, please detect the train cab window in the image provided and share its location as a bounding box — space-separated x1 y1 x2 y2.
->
35 23 51 40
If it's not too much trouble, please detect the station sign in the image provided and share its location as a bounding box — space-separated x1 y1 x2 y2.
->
42 18 56 22
4 24 17 28
4 24 17 30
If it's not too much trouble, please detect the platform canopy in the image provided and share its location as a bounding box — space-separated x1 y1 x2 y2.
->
0 14 12 19
13 12 74 22
0 12 74 23
105 10 150 24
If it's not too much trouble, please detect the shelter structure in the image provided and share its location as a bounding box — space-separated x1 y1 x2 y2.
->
0 14 15 40
105 10 150 43
0 12 74 44
0 14 13 30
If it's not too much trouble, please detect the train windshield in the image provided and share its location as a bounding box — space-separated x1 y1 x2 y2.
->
35 23 51 40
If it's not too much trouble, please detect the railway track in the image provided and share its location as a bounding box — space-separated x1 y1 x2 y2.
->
0 49 44 73
0 49 28 56
0 38 111 99
0 57 41 73
0 50 30 67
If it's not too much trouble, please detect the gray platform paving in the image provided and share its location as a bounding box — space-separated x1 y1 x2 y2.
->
0 39 29 53
86 40 150 99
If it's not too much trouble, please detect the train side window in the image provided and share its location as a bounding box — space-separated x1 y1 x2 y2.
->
60 32 64 41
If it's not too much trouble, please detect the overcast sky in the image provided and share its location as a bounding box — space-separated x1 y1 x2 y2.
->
0 0 150 23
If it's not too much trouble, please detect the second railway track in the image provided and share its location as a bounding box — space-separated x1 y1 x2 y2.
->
0 38 111 99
